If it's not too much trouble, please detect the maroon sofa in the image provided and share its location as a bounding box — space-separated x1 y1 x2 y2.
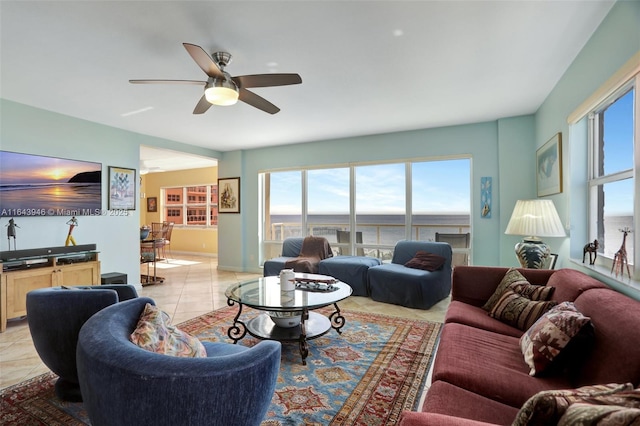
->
399 266 640 425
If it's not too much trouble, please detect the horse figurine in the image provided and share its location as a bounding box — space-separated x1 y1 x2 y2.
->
582 239 599 265
611 228 632 278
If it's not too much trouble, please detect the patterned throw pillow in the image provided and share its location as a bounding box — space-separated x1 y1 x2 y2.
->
558 402 640 425
130 303 207 358
513 383 637 426
510 282 555 301
482 268 531 312
404 251 446 271
520 302 592 376
489 290 556 331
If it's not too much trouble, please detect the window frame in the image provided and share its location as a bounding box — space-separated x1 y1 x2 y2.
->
160 184 218 228
259 156 472 264
586 76 639 279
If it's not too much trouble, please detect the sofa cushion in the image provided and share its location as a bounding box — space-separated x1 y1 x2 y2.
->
404 251 446 271
444 301 523 337
573 288 640 387
421 380 520 425
399 412 497 426
482 268 530 311
489 290 556 331
520 302 593 376
130 303 207 358
431 323 571 408
512 383 635 426
547 268 607 303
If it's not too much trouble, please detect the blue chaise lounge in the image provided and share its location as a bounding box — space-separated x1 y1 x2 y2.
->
368 240 452 309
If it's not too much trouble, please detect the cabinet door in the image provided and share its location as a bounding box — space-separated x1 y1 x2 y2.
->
4 267 55 318
56 262 100 286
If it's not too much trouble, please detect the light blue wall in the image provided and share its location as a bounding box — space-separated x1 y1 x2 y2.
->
218 118 536 272
533 0 639 296
0 99 220 286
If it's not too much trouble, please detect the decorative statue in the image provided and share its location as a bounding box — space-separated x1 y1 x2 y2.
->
5 218 20 250
611 227 632 278
582 239 599 265
65 216 78 246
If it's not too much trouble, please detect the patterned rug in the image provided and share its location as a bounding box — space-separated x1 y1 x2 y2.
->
0 306 442 425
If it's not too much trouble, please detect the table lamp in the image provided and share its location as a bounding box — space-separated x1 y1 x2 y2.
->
504 199 566 268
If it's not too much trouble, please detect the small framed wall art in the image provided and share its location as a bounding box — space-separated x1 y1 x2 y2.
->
108 166 136 210
146 197 157 212
218 177 240 213
536 133 562 197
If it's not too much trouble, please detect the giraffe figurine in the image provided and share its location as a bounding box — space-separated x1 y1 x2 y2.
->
611 227 632 278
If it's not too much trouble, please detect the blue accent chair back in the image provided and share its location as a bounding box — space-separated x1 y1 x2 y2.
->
26 285 138 401
263 237 305 276
76 297 281 426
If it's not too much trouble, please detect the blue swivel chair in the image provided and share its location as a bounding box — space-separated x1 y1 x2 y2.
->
76 297 282 426
26 285 138 401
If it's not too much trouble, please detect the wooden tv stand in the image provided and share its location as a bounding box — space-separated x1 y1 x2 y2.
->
0 244 100 332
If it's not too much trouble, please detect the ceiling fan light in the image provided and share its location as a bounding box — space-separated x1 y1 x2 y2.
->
205 79 239 106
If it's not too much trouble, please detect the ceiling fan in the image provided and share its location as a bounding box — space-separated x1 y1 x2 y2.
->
129 43 302 115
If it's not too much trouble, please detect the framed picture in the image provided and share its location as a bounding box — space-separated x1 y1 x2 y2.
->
146 196 157 212
536 133 563 197
108 166 136 210
480 176 492 218
542 253 558 270
218 177 240 213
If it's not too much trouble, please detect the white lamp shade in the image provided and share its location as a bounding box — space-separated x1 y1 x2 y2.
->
504 199 566 238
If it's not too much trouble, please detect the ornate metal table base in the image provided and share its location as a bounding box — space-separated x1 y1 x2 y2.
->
227 300 346 365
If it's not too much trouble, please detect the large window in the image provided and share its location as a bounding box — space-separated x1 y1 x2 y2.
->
588 82 637 276
162 185 218 226
260 158 471 262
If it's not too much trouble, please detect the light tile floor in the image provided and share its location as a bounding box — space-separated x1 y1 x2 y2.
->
0 255 449 390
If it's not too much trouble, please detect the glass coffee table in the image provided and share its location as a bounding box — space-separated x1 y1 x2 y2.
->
225 273 352 365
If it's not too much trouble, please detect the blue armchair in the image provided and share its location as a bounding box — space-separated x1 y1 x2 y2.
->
26 285 138 401
76 297 281 426
368 241 452 309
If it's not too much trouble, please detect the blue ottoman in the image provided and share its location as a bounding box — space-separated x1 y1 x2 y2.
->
318 256 381 296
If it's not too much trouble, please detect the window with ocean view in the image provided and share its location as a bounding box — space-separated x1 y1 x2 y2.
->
260 157 471 263
588 83 636 274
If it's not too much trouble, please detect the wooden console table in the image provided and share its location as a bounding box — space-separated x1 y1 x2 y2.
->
0 245 100 332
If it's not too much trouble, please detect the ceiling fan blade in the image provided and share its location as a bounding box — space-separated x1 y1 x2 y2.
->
239 88 280 114
233 73 302 88
193 95 213 114
183 43 223 78
129 79 206 85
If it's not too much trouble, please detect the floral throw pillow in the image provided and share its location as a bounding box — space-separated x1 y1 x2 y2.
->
520 301 592 376
130 303 207 358
513 383 637 426
558 402 640 425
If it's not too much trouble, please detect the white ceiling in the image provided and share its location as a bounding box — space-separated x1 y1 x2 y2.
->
1 1 614 162
139 145 217 174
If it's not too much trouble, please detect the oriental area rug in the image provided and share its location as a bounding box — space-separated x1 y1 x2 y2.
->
0 306 442 426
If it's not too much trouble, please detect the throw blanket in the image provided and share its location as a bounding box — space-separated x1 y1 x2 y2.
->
285 236 333 273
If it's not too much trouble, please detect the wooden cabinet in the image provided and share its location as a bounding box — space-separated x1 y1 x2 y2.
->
0 248 100 332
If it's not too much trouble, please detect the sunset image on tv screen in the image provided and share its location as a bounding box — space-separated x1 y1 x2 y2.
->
0 151 102 217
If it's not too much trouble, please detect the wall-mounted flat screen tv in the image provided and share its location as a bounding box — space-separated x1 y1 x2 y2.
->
0 151 102 217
